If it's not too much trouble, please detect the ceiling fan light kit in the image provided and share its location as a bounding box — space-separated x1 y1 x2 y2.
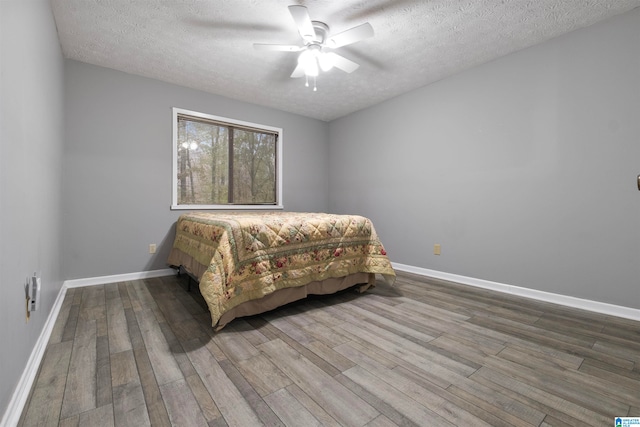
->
254 5 374 91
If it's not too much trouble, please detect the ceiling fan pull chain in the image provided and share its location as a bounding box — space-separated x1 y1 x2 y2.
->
313 76 317 92
305 75 309 87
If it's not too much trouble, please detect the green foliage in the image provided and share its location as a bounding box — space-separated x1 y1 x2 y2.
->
177 118 276 205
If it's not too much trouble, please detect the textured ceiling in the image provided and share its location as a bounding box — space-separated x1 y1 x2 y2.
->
51 0 640 122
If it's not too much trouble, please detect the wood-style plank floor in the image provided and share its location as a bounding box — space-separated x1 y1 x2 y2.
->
18 271 640 426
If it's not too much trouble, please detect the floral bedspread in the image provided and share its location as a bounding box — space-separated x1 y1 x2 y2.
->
168 211 396 326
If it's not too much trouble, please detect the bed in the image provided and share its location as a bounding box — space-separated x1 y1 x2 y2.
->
167 211 396 330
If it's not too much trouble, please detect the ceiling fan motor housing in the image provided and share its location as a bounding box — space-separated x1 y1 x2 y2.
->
310 21 329 45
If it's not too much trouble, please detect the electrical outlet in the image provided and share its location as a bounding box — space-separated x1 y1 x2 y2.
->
27 274 41 312
434 244 441 255
149 244 157 254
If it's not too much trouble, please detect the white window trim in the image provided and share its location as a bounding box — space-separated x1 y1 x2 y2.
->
171 107 283 210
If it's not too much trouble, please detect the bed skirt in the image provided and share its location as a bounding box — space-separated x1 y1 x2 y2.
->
215 272 372 330
169 246 372 330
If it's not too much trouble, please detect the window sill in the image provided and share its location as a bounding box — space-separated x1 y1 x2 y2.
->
171 204 284 211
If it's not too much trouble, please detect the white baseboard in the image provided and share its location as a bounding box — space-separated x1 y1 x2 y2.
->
63 268 176 288
1 268 177 427
392 263 640 322
1 285 68 427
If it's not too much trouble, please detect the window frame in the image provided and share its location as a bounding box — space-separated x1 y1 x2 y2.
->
171 107 283 210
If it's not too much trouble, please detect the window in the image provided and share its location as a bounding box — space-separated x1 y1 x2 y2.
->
172 108 283 210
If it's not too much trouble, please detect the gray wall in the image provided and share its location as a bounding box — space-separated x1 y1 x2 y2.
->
63 60 330 280
329 9 640 309
0 0 65 417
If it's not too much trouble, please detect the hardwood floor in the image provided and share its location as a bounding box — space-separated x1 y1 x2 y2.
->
18 271 640 426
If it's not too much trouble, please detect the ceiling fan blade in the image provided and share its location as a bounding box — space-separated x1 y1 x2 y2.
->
326 52 359 73
253 43 302 52
290 62 306 78
327 23 374 48
288 5 316 41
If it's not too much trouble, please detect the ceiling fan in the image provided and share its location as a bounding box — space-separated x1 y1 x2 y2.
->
254 5 374 90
